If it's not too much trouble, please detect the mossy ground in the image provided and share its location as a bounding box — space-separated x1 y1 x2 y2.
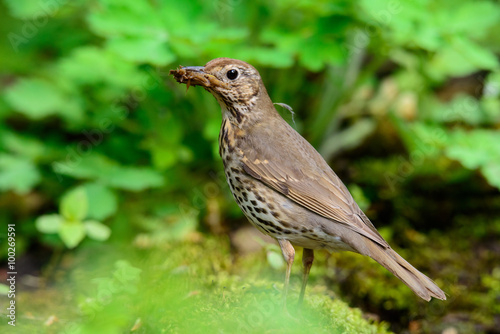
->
2 236 391 334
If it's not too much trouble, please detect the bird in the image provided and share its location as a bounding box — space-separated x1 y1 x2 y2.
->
170 57 446 306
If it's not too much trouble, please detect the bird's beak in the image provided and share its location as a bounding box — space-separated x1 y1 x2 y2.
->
182 66 205 72
170 65 228 90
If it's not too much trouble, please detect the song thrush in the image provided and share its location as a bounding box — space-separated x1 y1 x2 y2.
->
170 58 446 305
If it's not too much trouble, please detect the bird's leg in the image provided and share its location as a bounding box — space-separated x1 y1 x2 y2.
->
278 239 295 309
299 248 314 305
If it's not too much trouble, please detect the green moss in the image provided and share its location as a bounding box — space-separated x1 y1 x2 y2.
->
4 237 390 334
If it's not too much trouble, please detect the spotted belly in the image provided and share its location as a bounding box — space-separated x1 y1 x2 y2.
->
223 163 292 237
222 161 354 253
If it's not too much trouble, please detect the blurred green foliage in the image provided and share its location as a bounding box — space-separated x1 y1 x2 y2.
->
2 238 391 333
1 0 500 332
35 186 111 248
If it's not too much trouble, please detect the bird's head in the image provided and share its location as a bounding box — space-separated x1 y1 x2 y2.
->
170 58 274 125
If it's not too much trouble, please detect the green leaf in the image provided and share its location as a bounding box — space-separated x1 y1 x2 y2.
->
35 214 63 234
60 187 88 221
106 167 164 191
298 36 345 71
445 130 500 169
3 79 67 119
428 37 499 80
52 155 164 191
235 47 294 68
107 37 175 66
83 183 118 220
423 94 485 125
59 221 86 249
4 0 51 19
84 220 111 241
87 1 164 38
482 163 500 189
57 46 146 89
52 154 110 180
1 131 45 161
448 2 500 38
0 153 40 194
445 129 500 190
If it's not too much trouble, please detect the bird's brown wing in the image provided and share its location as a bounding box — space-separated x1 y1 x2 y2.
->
240 121 389 248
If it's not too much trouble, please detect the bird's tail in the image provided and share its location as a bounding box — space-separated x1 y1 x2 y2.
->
366 243 446 301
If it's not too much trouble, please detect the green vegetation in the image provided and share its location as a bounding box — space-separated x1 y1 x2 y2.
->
1 0 499 332
7 237 391 333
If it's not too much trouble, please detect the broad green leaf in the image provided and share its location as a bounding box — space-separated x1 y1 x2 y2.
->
445 95 483 125
84 220 111 241
447 146 490 170
105 167 164 191
423 94 485 125
57 46 146 89
299 36 345 71
52 155 164 191
87 1 164 38
107 37 175 66
236 47 294 68
445 129 500 191
59 221 86 249
428 37 498 80
3 79 67 119
457 38 498 70
60 187 88 221
1 131 45 161
482 98 500 124
83 183 118 220
391 119 448 160
4 0 51 19
449 2 500 38
359 0 400 17
52 154 112 180
410 25 442 51
0 153 40 194
482 163 500 190
36 214 63 234
445 130 500 169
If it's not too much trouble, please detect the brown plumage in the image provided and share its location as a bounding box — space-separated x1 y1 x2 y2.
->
170 58 446 304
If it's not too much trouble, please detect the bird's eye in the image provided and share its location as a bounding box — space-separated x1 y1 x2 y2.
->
226 69 239 80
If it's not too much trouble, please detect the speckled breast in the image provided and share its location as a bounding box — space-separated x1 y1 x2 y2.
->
218 119 295 239
217 118 355 252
